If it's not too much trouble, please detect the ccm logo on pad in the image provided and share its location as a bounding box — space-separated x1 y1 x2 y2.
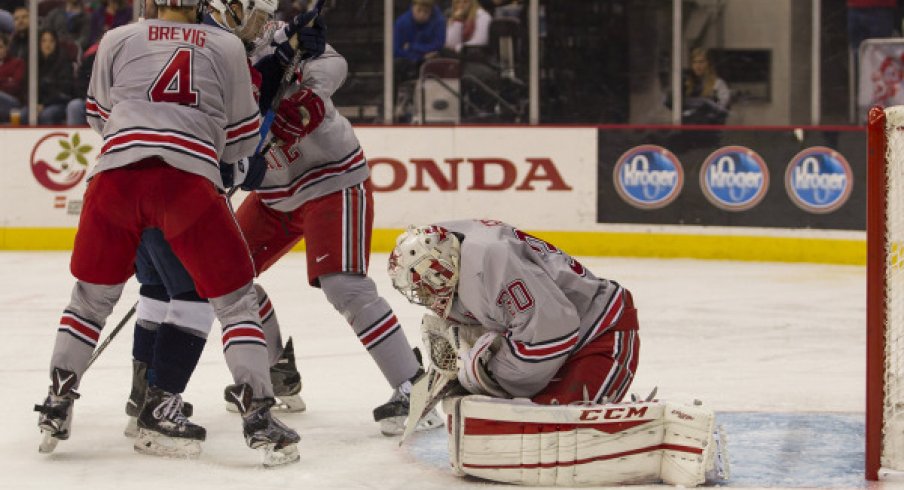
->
578 406 649 421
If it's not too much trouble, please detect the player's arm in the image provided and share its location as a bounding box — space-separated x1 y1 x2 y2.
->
458 246 581 398
85 32 118 134
220 36 262 165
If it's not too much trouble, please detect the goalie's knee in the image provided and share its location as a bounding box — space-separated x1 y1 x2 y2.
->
444 395 725 487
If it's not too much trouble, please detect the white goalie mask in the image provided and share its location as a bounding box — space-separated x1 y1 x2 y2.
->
208 0 276 41
388 225 462 319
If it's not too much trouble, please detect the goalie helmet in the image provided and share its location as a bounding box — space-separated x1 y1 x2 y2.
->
388 225 461 319
207 0 277 41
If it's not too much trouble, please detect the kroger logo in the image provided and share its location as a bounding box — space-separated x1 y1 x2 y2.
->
613 145 684 210
699 146 769 211
784 147 853 214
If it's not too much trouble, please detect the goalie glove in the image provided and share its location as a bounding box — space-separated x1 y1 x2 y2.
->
457 332 508 398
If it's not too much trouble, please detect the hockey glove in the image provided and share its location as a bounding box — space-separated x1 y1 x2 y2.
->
236 154 267 191
457 332 508 398
271 88 326 142
296 17 326 60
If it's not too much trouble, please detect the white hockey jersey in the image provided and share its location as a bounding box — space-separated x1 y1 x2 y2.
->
247 23 368 212
86 19 261 190
439 219 631 398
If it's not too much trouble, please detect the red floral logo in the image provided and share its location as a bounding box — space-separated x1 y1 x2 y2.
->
30 132 91 192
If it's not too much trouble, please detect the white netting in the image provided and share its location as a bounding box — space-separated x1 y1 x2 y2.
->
882 106 904 470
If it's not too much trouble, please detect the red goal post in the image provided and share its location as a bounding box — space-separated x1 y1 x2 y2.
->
867 106 904 480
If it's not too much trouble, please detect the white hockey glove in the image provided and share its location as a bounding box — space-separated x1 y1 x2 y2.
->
421 314 484 377
457 332 508 398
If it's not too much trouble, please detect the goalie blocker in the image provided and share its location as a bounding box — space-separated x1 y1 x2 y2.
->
442 395 729 487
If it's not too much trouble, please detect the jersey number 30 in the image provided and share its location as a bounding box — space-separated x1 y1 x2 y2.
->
149 48 199 107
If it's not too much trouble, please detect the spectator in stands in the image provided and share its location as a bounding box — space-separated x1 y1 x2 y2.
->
444 0 491 54
477 0 521 19
0 9 12 34
88 0 132 47
394 0 445 78
665 47 731 125
66 38 96 126
8 5 27 60
0 32 23 123
43 0 91 51
393 0 445 122
34 28 74 124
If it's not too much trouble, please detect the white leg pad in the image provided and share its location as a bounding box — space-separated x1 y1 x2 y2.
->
444 395 726 487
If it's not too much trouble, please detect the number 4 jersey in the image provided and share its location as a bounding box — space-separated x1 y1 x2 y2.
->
85 19 261 190
438 219 632 398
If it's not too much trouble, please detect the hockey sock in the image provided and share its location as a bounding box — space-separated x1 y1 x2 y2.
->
151 323 206 394
254 284 284 366
134 284 168 363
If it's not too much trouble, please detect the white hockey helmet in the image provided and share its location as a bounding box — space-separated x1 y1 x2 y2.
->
388 225 462 318
207 0 277 41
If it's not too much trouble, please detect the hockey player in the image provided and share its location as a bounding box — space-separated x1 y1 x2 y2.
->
232 11 444 436
387 220 731 487
34 0 300 465
388 219 640 405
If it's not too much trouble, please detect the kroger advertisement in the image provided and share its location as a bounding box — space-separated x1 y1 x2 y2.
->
597 127 865 230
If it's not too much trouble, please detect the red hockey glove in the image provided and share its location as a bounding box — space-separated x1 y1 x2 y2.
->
270 88 325 143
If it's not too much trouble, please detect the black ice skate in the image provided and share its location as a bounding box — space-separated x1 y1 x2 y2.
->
225 383 301 467
124 360 193 437
133 386 205 459
373 350 444 436
34 367 80 453
270 337 306 412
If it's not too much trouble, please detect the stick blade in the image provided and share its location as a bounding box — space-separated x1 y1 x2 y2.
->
399 369 459 446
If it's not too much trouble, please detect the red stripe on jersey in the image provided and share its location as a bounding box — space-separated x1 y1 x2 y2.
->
101 131 218 163
257 150 365 200
85 99 109 120
222 325 265 343
226 118 261 142
360 315 398 346
59 315 100 342
511 332 578 358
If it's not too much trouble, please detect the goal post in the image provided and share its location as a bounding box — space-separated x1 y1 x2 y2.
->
867 105 904 480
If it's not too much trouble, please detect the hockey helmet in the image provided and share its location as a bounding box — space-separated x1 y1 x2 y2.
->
207 0 277 41
388 225 461 318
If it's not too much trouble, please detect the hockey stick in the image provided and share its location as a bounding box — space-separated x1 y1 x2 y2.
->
399 368 464 445
256 0 328 154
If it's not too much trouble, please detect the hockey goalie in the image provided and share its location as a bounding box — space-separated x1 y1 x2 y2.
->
386 221 729 486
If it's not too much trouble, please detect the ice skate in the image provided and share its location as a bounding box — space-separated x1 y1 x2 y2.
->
124 360 193 437
225 338 305 414
133 386 205 459
373 377 444 437
225 383 301 467
34 367 80 453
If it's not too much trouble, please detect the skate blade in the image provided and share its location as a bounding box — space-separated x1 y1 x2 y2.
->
38 430 60 454
226 395 306 414
123 416 138 438
134 428 202 459
379 410 444 437
273 394 306 413
260 443 300 467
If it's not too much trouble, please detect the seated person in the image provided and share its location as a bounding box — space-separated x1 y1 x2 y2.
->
665 47 731 125
393 0 445 121
0 32 24 123
444 0 491 54
36 28 74 124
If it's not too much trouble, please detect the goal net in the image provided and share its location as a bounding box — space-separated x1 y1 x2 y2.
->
867 106 904 480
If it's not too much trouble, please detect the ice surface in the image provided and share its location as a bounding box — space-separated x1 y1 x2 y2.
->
0 252 876 489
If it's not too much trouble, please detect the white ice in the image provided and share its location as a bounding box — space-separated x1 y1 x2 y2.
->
0 252 874 489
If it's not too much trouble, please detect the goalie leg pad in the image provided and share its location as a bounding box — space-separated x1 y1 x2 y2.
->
444 395 725 487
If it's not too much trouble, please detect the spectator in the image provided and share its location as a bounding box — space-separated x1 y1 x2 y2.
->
42 0 91 51
665 47 731 125
477 0 521 19
8 5 27 61
0 8 12 34
65 39 97 126
88 0 132 47
393 0 445 82
35 28 74 124
444 0 491 54
0 32 23 123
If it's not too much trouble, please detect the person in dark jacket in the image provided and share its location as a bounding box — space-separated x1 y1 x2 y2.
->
36 28 74 124
392 0 445 122
42 0 92 52
0 32 23 122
